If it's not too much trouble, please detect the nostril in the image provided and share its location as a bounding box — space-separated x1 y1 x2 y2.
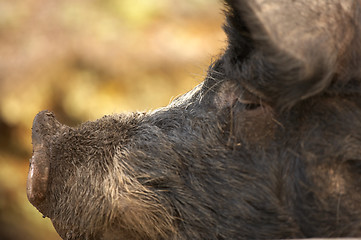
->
27 151 49 207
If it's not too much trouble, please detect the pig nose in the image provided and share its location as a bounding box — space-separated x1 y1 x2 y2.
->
27 146 49 207
26 111 62 212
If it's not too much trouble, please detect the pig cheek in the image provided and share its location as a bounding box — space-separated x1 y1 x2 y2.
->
232 106 276 147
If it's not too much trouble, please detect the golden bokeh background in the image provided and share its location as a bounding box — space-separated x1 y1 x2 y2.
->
0 0 226 239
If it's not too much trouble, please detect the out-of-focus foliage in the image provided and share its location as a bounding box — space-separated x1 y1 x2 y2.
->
0 0 225 239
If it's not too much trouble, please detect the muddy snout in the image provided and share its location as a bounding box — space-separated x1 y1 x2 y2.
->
26 111 63 213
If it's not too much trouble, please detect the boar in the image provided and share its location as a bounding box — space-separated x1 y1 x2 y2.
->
27 0 361 239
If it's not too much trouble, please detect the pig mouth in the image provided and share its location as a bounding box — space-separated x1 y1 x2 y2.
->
26 111 61 215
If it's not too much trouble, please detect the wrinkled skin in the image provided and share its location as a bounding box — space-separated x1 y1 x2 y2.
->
27 0 361 239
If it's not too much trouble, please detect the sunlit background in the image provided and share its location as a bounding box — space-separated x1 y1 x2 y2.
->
0 0 226 239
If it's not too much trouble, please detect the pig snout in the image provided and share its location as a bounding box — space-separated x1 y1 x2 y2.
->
27 144 49 207
27 110 63 213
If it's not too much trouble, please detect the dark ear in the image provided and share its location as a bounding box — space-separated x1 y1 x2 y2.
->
223 0 361 110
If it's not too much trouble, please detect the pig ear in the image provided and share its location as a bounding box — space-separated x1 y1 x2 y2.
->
223 0 361 110
27 111 65 208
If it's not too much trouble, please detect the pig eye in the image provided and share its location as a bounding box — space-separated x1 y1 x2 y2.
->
236 98 261 111
244 103 261 110
345 159 361 175
236 88 262 111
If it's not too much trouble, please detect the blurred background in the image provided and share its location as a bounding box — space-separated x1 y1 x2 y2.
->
0 0 226 239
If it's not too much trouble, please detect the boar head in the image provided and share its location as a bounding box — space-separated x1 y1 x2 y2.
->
27 0 361 239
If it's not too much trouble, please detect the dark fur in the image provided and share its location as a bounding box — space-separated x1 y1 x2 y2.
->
28 0 361 239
